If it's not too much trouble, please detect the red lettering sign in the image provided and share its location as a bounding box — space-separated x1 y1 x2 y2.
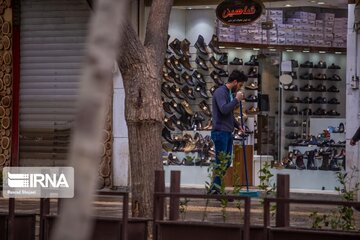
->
216 0 264 26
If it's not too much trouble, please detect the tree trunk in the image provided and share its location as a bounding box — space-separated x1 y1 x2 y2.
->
121 58 164 218
51 0 128 239
117 0 174 218
127 121 163 216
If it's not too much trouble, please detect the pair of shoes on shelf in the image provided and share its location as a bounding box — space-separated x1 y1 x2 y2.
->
245 95 258 102
328 74 342 81
210 71 224 85
284 106 298 115
314 60 327 69
246 107 259 114
195 84 209 99
300 61 313 68
314 97 327 104
286 96 302 103
299 108 312 115
300 84 314 92
300 73 313 80
313 108 327 116
165 55 193 71
169 37 191 58
285 120 299 127
163 82 197 100
245 82 259 90
283 84 298 91
194 34 223 55
245 55 259 66
164 115 190 131
195 55 224 71
332 123 345 133
314 73 327 80
327 85 340 92
163 70 182 85
328 63 341 69
230 57 243 65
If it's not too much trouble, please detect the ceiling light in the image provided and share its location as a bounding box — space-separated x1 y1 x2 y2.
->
187 7 192 10
205 6 210 9
286 49 294 52
335 52 342 54
235 47 242 50
319 51 326 54
269 49 276 51
318 2 325 5
285 4 292 7
219 46 225 49
253 48 260 51
303 50 310 53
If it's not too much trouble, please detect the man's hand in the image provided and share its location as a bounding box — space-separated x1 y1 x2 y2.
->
350 139 356 146
235 91 244 101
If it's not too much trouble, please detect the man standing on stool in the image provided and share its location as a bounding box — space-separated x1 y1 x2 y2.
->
210 70 248 194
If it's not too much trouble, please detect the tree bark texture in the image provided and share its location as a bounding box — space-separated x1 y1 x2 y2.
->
127 121 163 217
117 0 173 218
51 0 128 240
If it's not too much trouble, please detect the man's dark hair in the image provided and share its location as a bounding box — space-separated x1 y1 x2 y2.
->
228 70 248 83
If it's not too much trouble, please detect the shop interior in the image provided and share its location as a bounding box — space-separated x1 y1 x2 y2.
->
159 0 348 191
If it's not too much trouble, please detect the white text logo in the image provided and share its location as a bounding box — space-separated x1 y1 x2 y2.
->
8 172 69 188
2 167 74 198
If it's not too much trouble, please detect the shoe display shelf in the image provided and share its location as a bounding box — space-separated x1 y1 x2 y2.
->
287 145 346 171
162 35 222 167
227 51 260 150
226 48 263 152
172 130 215 167
162 35 259 166
280 51 346 166
163 7 347 189
283 119 346 172
270 116 346 190
272 146 345 190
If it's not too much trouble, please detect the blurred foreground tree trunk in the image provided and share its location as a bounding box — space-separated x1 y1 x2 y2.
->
52 0 173 238
51 0 128 240
117 0 173 218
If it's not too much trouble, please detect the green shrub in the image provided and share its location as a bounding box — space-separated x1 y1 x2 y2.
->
310 166 360 231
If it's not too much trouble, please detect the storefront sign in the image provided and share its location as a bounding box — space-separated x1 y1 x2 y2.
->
216 0 264 26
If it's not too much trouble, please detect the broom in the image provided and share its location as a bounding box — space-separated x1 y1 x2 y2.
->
238 100 260 197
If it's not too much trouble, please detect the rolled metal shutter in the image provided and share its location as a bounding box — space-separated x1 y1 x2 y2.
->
19 0 90 165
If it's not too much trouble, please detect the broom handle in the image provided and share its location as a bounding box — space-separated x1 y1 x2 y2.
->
239 100 250 192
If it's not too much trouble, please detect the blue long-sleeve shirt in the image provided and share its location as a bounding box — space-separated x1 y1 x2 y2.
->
212 85 240 132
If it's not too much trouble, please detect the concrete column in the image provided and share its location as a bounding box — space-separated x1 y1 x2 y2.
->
112 0 146 187
112 68 129 186
346 4 360 199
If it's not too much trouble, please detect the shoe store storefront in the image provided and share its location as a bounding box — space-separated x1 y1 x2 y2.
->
159 0 357 192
